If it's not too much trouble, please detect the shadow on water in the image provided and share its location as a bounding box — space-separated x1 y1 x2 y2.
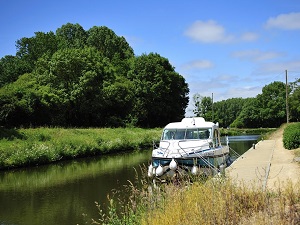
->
0 135 259 225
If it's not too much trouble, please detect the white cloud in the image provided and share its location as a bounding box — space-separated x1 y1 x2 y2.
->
240 32 259 41
232 49 283 61
184 20 234 43
265 12 300 30
258 60 300 73
184 20 258 44
183 60 214 70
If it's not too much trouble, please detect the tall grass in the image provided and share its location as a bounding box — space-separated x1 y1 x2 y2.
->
90 167 300 225
0 127 161 170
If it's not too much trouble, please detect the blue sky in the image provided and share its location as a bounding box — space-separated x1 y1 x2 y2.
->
1 0 300 115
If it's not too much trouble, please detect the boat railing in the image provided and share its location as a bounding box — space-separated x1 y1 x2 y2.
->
177 141 219 173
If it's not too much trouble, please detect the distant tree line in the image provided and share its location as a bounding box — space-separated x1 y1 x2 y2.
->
193 79 300 128
0 23 189 128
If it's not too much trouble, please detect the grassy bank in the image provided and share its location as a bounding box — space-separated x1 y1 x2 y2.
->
0 127 161 170
90 171 300 225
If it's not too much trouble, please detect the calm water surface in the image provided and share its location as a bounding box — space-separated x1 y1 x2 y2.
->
0 135 259 225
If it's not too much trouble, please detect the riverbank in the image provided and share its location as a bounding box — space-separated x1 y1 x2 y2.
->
0 127 161 170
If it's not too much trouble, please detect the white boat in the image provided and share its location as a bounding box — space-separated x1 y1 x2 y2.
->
148 117 230 179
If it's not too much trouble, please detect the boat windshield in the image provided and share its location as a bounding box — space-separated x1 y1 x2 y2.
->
162 128 212 140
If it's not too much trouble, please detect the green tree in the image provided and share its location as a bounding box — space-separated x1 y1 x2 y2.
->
193 94 212 121
34 47 116 126
87 26 133 60
87 26 134 77
102 77 135 127
289 78 300 122
56 23 87 50
16 31 58 66
231 98 262 128
0 73 55 127
0 55 32 87
231 81 288 128
128 53 189 127
258 81 287 127
213 98 246 127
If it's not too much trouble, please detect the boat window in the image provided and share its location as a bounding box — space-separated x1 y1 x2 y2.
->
198 129 210 139
162 129 178 140
185 129 198 139
175 130 185 139
162 128 212 140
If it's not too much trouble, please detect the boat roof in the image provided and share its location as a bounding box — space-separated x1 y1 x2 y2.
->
164 117 218 129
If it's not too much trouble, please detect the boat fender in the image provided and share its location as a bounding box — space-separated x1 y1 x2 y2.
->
219 164 226 174
148 164 153 177
191 165 198 175
169 158 177 170
156 165 164 176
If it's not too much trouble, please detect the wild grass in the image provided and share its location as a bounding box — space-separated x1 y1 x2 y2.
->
90 167 300 225
0 127 161 170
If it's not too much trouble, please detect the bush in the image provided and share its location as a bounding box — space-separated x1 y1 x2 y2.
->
283 123 300 150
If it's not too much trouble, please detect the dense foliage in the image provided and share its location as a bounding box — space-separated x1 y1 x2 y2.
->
0 23 189 128
283 123 300 150
193 80 300 128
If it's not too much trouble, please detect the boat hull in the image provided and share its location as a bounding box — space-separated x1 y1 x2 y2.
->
149 148 230 179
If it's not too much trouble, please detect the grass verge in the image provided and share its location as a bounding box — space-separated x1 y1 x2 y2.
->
0 127 161 170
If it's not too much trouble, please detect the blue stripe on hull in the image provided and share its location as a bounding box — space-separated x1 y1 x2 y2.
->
152 154 229 168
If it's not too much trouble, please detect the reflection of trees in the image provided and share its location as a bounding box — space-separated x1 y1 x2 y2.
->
0 150 150 191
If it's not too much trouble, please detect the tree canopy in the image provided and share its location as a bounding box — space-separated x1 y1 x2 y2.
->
193 80 300 128
0 23 189 128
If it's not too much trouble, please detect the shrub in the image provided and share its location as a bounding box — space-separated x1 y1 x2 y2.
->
283 123 300 150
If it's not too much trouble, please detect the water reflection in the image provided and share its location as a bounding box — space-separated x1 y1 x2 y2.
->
0 150 152 225
0 135 258 225
227 135 260 156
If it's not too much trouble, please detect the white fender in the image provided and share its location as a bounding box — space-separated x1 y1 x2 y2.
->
169 158 177 170
156 165 164 176
148 164 153 177
191 165 198 175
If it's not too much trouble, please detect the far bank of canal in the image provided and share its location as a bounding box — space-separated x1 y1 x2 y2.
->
0 135 259 225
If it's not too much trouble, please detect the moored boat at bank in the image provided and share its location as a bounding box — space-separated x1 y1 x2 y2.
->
148 117 230 179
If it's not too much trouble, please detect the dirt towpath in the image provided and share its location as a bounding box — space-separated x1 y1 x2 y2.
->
267 125 300 189
226 125 300 190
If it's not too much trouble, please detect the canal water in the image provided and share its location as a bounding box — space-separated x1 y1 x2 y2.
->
0 135 259 225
